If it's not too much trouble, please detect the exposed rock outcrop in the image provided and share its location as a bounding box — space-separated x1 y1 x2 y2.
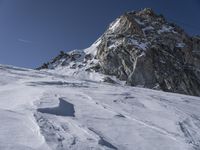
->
94 8 200 96
38 8 200 96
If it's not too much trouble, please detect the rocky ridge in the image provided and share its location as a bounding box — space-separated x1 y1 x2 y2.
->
38 8 200 96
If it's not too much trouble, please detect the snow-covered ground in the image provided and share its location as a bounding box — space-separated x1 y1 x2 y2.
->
0 64 200 150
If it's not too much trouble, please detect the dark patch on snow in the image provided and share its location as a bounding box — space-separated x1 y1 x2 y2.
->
183 99 190 103
124 96 135 99
108 92 131 97
29 81 89 88
179 121 200 149
34 113 66 149
71 137 76 145
103 77 118 84
37 98 75 117
181 97 199 104
179 122 193 142
115 114 126 118
150 95 172 104
98 137 118 150
88 128 118 150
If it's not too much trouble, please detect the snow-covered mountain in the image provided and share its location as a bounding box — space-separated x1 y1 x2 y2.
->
38 8 200 96
1 8 200 150
1 64 200 150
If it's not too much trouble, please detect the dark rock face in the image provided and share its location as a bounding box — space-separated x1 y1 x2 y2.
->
38 8 200 96
37 50 86 70
95 8 200 96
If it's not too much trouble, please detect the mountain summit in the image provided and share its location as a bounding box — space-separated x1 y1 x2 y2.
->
38 8 200 96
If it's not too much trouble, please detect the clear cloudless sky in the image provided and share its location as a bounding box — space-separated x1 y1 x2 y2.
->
0 0 200 68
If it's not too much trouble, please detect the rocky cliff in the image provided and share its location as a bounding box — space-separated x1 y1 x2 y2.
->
38 8 200 96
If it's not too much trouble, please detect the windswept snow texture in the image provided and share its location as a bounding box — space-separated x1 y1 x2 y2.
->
0 64 200 150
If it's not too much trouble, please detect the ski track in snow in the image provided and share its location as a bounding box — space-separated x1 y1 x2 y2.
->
0 64 200 150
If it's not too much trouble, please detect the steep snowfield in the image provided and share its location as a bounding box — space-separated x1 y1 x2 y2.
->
0 64 200 150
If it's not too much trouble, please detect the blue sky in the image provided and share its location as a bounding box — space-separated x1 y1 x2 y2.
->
0 0 200 68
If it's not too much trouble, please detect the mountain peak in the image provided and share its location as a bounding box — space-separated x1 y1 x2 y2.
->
107 14 144 36
134 8 156 17
38 8 200 96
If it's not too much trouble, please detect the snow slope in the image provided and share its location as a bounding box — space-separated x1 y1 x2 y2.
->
0 64 200 150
